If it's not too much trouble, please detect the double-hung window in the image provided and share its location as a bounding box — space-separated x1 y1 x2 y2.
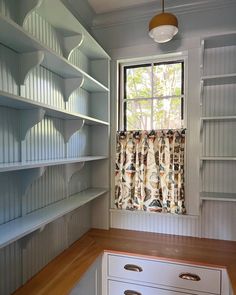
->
119 60 184 130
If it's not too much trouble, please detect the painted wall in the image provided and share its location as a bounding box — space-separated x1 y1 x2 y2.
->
91 2 236 241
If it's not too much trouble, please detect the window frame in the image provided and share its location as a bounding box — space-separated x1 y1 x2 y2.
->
118 57 186 131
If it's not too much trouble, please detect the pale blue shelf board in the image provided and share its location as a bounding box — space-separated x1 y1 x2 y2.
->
0 156 108 173
200 192 236 202
0 90 109 126
0 188 108 249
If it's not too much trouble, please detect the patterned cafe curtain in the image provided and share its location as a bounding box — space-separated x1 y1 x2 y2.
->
115 129 186 214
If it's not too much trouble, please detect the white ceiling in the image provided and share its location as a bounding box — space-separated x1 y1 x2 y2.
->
88 0 156 14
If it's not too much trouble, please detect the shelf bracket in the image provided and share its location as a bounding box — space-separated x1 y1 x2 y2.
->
53 118 84 144
63 77 84 102
20 167 46 197
18 0 44 26
61 33 84 60
19 108 46 141
18 225 47 250
64 162 85 184
18 51 45 86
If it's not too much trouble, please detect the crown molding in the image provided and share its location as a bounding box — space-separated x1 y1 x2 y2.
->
62 0 95 32
92 0 236 29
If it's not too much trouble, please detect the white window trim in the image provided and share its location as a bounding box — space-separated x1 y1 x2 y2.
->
118 54 188 131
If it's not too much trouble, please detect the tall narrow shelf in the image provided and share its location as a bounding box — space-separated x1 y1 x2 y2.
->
200 32 236 204
0 188 108 249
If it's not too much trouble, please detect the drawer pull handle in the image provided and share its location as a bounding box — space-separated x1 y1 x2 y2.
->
124 290 142 295
124 264 143 272
179 272 201 281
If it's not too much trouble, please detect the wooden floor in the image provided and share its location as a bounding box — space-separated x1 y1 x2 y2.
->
13 228 236 295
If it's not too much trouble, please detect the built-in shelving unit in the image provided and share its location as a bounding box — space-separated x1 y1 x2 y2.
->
0 188 108 249
0 1 110 293
200 32 236 203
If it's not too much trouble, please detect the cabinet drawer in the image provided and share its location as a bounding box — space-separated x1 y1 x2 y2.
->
108 255 221 294
109 280 192 295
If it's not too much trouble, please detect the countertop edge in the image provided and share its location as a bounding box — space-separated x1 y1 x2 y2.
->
13 228 236 295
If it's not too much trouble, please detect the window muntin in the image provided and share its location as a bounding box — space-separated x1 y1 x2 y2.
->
121 60 184 131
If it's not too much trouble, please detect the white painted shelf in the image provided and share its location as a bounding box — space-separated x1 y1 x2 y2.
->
201 73 236 85
0 188 108 249
200 192 236 202
0 90 109 126
201 156 236 161
201 116 236 121
203 32 236 49
0 156 108 173
0 13 109 93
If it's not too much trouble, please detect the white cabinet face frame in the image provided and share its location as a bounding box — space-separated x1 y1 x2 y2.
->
102 252 230 295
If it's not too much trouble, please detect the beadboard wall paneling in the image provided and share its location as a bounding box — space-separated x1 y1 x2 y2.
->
0 0 16 22
110 210 201 237
203 121 236 157
25 117 65 161
23 166 66 215
201 201 236 241
69 48 90 74
24 65 65 108
203 83 236 117
0 242 22 295
68 204 91 246
68 163 91 196
202 161 236 193
0 172 21 224
67 87 90 115
24 11 63 56
0 107 20 164
0 44 18 95
22 217 67 284
67 125 91 158
90 92 109 122
204 45 236 76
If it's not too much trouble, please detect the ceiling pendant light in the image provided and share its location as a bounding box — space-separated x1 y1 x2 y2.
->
149 0 178 43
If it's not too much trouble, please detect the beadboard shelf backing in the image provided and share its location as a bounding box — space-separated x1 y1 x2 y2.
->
0 188 108 249
0 91 109 126
200 192 236 202
0 156 108 173
0 14 109 92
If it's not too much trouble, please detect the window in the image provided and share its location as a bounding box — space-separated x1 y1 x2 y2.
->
119 60 184 130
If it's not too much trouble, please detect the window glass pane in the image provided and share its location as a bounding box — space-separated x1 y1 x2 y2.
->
125 65 152 99
153 63 182 97
126 100 152 130
153 97 182 129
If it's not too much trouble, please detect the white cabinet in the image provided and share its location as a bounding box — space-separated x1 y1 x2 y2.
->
200 32 236 203
104 253 229 295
